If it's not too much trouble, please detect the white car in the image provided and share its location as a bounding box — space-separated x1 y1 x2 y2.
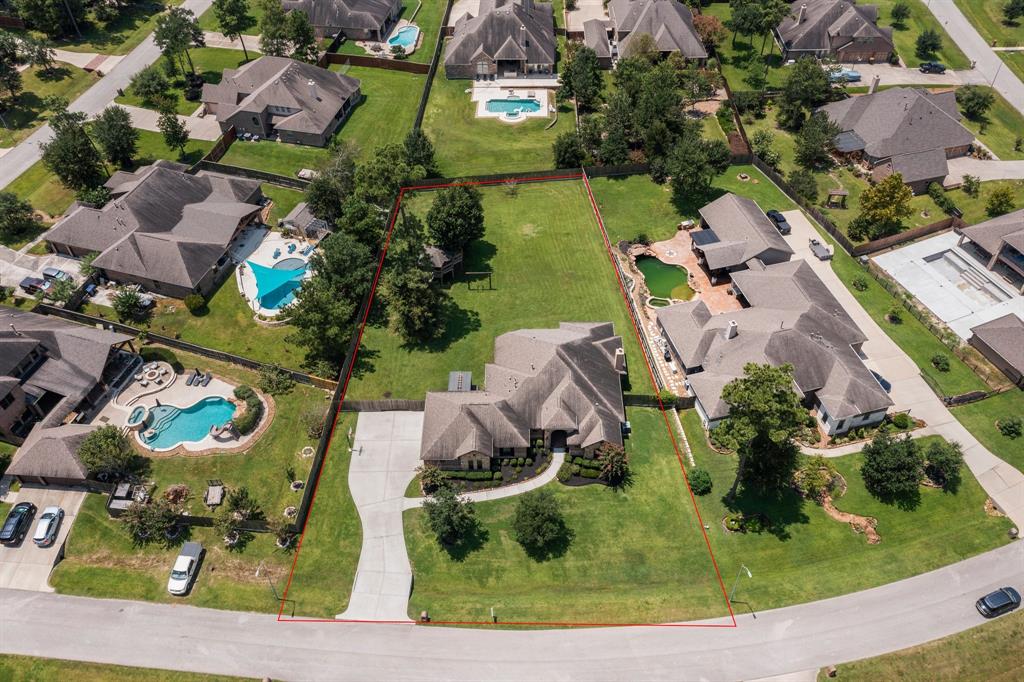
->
32 506 63 547
167 541 203 595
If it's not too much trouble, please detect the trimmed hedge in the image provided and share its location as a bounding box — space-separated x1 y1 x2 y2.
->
232 385 263 435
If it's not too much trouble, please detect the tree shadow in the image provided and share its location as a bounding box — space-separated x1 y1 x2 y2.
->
441 519 489 562
462 239 497 277
520 522 575 562
411 295 481 354
35 66 71 83
671 184 726 218
723 484 810 541
872 485 922 511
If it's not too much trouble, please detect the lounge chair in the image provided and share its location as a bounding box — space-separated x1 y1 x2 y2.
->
287 243 296 253
273 248 281 259
201 373 213 387
186 370 197 386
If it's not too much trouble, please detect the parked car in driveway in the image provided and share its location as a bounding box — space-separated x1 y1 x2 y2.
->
829 68 861 83
976 587 1021 618
32 506 64 547
766 210 791 235
167 541 203 595
809 238 832 260
18 277 52 297
41 267 72 283
0 502 37 545
919 61 946 74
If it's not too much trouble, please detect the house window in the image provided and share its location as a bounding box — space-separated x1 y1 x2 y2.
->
0 392 13 410
251 116 259 126
835 418 845 431
476 61 489 75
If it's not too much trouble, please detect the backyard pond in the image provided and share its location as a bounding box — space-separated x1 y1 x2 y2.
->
636 256 693 301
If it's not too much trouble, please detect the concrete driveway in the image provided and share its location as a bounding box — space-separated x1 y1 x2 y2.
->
835 62 983 87
0 486 86 592
945 157 1024 182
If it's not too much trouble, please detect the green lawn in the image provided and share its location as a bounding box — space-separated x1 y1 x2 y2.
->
874 0 970 69
117 48 260 116
421 65 575 176
952 391 1024 472
0 654 247 682
278 413 362 618
958 87 1024 160
262 184 305 225
0 65 98 148
197 0 265 32
219 66 424 175
407 0 446 64
823 608 1024 681
682 410 1012 614
405 407 726 624
1000 51 1024 84
31 0 184 55
345 180 647 401
955 0 1024 47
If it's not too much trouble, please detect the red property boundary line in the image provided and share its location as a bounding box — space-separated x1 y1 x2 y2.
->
276 172 738 628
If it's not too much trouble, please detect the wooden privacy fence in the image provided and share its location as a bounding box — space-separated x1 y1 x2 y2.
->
319 53 430 74
190 160 309 190
341 399 426 412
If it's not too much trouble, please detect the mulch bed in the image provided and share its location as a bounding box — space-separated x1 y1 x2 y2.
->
442 452 554 492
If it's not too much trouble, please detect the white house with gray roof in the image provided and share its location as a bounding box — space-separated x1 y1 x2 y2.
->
444 0 556 79
606 0 706 62
690 193 794 282
420 322 627 470
202 56 361 147
282 0 402 41
657 260 892 435
45 161 263 299
775 0 893 63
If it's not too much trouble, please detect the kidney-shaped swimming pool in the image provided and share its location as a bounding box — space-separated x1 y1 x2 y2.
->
140 397 237 450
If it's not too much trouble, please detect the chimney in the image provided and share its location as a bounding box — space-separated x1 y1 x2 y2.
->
725 320 738 340
797 4 807 23
308 79 319 101
868 74 880 94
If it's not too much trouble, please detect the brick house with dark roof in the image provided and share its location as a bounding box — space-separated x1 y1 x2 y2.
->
775 0 893 63
282 0 402 41
444 0 556 79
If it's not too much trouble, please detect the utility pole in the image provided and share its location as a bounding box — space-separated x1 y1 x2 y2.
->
62 0 82 38
729 564 752 602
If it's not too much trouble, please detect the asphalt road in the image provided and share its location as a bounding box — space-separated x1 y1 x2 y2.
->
0 0 215 191
1 541 1021 681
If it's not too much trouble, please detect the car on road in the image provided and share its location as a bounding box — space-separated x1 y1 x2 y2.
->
32 506 64 547
167 541 203 595
18 277 52 297
976 587 1021 618
919 62 946 74
766 210 792 235
0 502 38 545
41 267 72 283
829 68 861 83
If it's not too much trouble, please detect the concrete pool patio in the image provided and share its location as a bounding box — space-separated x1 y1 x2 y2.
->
236 231 315 318
471 82 556 123
873 232 1024 340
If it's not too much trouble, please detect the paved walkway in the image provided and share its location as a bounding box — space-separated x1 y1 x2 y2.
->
2 540 1021 680
782 210 1024 528
926 1 1024 116
339 411 423 622
403 451 566 509
946 156 1024 182
117 103 223 141
0 0 215 191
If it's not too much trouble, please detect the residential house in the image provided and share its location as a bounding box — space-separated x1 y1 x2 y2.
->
45 161 264 299
818 87 975 194
956 208 1024 293
776 0 894 63
444 0 556 79
657 260 892 435
606 0 707 62
202 56 361 147
5 424 96 487
968 314 1024 388
689 193 794 283
582 19 613 69
0 307 135 445
420 322 627 470
282 0 402 41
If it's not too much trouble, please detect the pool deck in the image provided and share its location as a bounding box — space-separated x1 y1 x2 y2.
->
354 19 420 58
472 83 553 123
236 231 313 318
873 232 1024 340
648 230 743 314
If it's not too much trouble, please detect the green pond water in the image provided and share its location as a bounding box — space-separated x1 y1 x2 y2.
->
636 256 693 301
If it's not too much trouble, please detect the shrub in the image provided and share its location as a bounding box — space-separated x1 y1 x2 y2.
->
715 105 735 134
924 439 963 492
301 407 327 439
418 465 446 494
987 185 1016 217
596 442 629 485
931 354 950 372
580 468 599 479
732 91 765 116
233 392 263 435
891 412 913 430
998 417 1022 439
121 498 179 546
557 462 573 482
851 275 869 292
961 174 981 198
688 467 712 495
794 456 838 502
233 385 255 401
516 457 525 467
77 425 136 479
258 365 294 395
927 182 956 215
493 471 503 481
571 464 581 476
886 306 903 324
861 432 923 502
513 490 572 559
525 458 534 467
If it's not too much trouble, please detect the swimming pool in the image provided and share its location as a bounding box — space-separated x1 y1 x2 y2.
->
247 258 307 310
486 98 542 116
141 397 236 450
636 256 693 301
387 25 419 49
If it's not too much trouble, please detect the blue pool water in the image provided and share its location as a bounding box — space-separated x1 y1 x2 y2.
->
387 25 419 49
485 98 541 116
127 406 147 427
247 258 307 310
142 397 236 450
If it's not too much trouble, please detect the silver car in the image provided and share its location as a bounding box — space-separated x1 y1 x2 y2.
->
32 506 64 547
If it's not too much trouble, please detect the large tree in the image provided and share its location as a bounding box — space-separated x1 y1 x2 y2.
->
288 9 319 63
129 65 172 108
956 85 995 122
729 0 762 46
849 173 913 241
77 425 136 479
794 111 839 169
258 0 290 57
40 107 106 191
154 7 206 79
719 363 806 500
378 213 445 343
422 484 476 547
305 141 358 227
757 0 790 55
558 43 603 111
158 108 190 157
666 121 731 201
924 439 963 492
552 130 586 168
212 0 256 61
693 14 727 50
0 192 35 243
403 128 438 177
0 30 23 102
512 490 572 560
92 105 138 168
778 56 832 129
14 0 84 38
1007 0 1024 24
354 143 427 210
425 184 484 252
861 432 923 504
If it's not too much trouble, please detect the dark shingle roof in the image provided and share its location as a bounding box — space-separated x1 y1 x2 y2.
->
6 423 94 481
445 0 556 69
970 314 1024 377
696 193 794 270
282 0 399 32
871 148 949 186
582 19 611 58
777 0 892 54
608 0 707 59
958 208 1024 255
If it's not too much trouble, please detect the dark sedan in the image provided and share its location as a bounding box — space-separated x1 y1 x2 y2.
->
766 210 792 235
919 61 946 74
976 587 1021 618
0 502 38 545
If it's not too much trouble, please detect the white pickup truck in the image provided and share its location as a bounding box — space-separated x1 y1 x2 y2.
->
167 541 203 595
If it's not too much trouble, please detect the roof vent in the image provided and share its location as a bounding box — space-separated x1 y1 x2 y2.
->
725 320 738 340
797 4 808 23
308 79 319 101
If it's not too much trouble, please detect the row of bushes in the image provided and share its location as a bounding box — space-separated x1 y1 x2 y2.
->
441 470 503 482
232 385 263 435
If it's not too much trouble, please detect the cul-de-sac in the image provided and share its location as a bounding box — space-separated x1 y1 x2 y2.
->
0 0 1023 679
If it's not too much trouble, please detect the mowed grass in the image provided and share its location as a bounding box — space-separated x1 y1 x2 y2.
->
405 407 726 624
823 607 1024 681
958 87 1024 160
219 66 424 175
681 410 1012 613
955 0 1024 47
345 180 647 400
421 67 575 176
874 0 969 69
1001 52 1024 84
0 654 248 682
952 391 1024 473
261 184 305 225
0 65 98 148
277 414 362 619
37 0 184 55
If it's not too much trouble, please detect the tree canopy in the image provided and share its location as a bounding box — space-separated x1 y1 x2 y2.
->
212 0 256 61
77 425 136 479
861 432 924 505
849 173 913 241
378 213 445 344
426 184 485 252
423 484 477 547
512 490 572 560
558 43 603 111
154 7 205 78
0 192 36 242
40 106 106 192
92 105 139 168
